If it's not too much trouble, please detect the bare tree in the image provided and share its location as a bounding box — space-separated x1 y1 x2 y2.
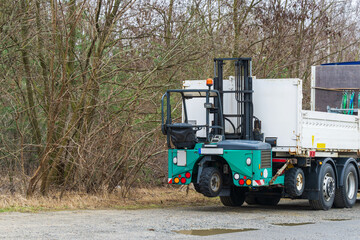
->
0 0 359 197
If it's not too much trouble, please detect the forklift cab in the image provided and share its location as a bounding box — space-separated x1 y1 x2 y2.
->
161 89 224 149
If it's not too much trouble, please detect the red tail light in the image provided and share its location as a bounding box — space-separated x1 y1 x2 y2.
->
185 172 191 178
181 178 186 184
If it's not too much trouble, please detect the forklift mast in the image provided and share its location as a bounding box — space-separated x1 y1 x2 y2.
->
213 58 254 140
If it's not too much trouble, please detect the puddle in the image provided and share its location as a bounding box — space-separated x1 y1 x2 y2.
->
174 228 258 236
324 219 351 222
272 222 314 226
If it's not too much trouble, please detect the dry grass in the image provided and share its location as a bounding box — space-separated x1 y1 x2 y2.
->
0 186 220 212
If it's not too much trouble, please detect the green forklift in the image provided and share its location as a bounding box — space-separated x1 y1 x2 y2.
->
161 58 298 206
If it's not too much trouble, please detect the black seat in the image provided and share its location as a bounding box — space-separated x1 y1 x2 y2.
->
168 123 197 149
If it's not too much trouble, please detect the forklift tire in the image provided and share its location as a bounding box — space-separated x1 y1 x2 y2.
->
245 194 258 205
333 164 358 208
256 196 281 206
220 188 246 207
285 167 305 197
193 183 201 193
309 163 336 210
199 167 222 197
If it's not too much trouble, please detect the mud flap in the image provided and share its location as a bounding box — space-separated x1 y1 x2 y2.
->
304 158 337 200
196 156 213 184
335 158 359 188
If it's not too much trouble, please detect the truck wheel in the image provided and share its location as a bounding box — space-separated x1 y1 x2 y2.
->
199 167 222 197
285 167 305 197
220 188 246 206
333 164 358 208
245 194 258 205
309 163 336 210
256 196 281 206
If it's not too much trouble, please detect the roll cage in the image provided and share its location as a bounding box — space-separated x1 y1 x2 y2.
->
161 89 224 148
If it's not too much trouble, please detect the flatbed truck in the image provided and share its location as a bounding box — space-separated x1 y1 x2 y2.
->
161 58 360 210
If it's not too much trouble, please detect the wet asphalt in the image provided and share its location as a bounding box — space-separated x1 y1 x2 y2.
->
1 199 360 239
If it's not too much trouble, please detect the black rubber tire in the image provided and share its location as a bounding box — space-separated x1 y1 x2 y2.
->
256 196 281 206
245 194 258 205
220 188 246 207
333 164 358 208
309 163 336 210
193 183 201 193
285 167 305 197
199 167 222 197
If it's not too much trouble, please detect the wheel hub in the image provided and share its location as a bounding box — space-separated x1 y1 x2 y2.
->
323 173 335 201
210 174 220 192
296 173 304 191
346 172 356 199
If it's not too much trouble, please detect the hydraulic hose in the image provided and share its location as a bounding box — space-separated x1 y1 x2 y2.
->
349 92 355 115
342 91 347 114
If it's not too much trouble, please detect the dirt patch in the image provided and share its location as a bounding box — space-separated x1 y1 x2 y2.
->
0 186 219 212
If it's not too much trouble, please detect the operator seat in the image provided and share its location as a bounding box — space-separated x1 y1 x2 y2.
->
168 123 198 149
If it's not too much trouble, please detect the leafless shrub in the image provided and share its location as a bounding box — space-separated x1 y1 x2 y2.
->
0 0 359 198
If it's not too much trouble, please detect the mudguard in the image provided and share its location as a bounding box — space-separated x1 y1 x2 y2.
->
335 158 359 187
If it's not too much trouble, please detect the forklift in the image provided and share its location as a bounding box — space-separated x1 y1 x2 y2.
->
161 58 286 206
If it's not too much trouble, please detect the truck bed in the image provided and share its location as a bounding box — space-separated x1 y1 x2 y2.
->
273 110 359 156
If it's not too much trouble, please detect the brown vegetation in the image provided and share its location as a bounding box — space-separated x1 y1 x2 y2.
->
0 0 360 201
0 186 219 212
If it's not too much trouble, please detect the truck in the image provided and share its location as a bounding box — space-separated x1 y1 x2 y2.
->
161 58 360 210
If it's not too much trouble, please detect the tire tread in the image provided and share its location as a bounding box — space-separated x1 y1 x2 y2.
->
309 199 323 210
333 164 358 208
308 164 335 210
220 196 234 206
285 168 304 197
333 188 345 208
199 167 221 197
245 195 258 205
220 188 246 207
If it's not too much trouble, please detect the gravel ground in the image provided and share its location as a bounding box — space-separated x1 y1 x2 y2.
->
1 199 360 239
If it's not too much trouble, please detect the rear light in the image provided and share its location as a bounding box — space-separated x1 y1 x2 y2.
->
239 179 245 185
185 172 191 178
181 178 186 184
246 179 252 185
234 173 240 180
174 177 180 184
